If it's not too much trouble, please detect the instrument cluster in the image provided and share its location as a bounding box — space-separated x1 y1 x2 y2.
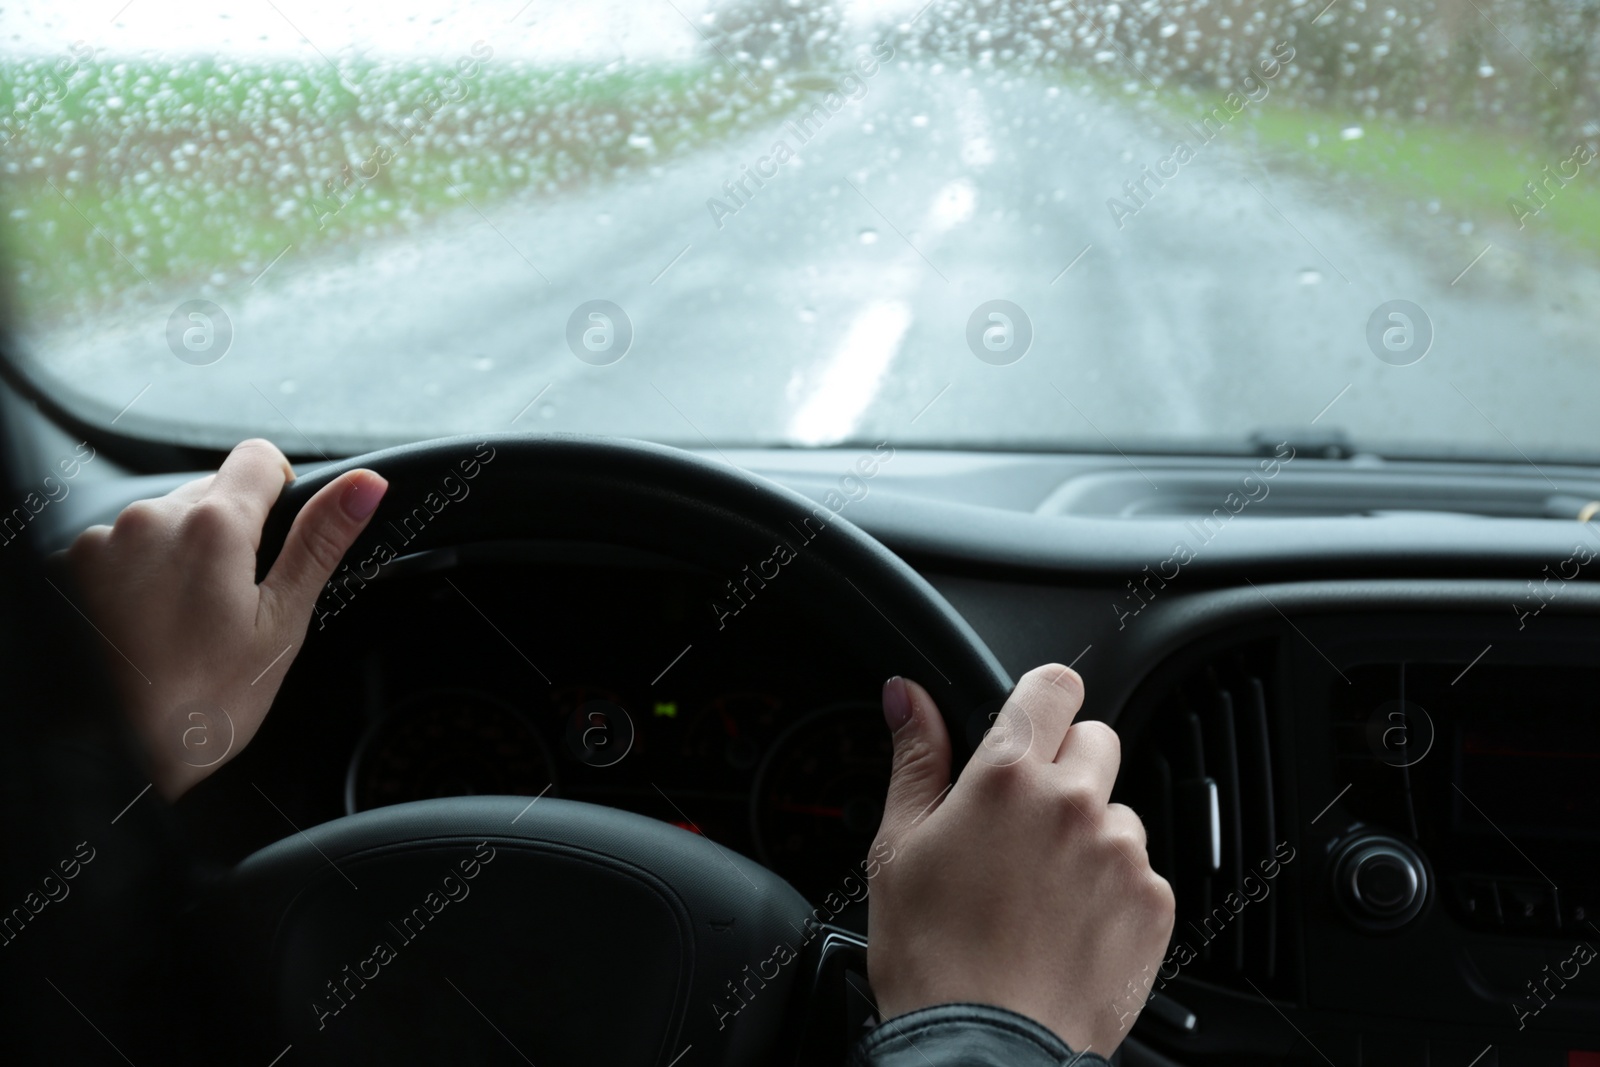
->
347 686 891 903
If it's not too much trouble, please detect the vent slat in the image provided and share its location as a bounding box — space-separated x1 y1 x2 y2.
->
1147 752 1176 882
1200 685 1245 972
1240 675 1278 981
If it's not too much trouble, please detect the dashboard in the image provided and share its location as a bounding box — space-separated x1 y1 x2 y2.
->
17 423 1600 1064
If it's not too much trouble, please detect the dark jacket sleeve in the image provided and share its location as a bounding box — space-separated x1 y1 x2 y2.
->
846 1002 1112 1067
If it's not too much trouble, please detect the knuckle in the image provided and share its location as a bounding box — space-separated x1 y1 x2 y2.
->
299 519 350 576
972 751 1032 794
1049 783 1100 825
1015 663 1057 687
962 759 1031 813
1105 800 1138 821
892 730 935 769
65 525 111 568
1106 827 1145 856
185 502 233 534
229 438 293 479
972 724 1035 767
233 437 282 460
111 499 167 538
181 499 236 544
1056 780 1100 815
1025 662 1084 701
1145 872 1177 920
68 523 110 554
887 746 943 804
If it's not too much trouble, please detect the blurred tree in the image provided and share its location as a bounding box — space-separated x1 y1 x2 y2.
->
900 0 1598 147
1523 0 1600 141
699 0 845 72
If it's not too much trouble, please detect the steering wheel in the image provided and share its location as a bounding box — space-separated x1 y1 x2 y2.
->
202 434 1010 1067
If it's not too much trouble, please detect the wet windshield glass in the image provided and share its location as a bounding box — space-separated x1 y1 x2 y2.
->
2 0 1596 458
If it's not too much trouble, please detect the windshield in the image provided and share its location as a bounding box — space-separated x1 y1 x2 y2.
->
2 0 1596 460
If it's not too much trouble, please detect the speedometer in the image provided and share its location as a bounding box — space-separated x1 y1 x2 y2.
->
751 702 892 901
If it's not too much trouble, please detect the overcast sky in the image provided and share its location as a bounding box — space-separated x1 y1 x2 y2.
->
2 0 922 60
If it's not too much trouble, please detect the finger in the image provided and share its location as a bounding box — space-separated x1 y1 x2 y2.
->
1054 718 1121 806
258 469 387 625
992 663 1085 767
876 676 952 844
206 439 295 539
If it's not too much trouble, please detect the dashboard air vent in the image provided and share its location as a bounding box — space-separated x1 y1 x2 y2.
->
1116 639 1295 998
1035 468 1600 520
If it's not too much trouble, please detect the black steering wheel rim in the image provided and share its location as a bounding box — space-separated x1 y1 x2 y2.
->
219 433 1012 1066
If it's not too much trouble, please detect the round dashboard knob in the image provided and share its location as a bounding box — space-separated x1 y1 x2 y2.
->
1333 834 1429 931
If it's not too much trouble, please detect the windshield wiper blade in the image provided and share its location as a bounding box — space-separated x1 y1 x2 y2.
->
1250 427 1354 460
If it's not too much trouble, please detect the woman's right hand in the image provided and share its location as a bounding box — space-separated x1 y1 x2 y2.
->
865 665 1176 1057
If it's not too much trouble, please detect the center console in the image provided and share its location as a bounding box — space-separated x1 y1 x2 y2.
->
1114 611 1600 1065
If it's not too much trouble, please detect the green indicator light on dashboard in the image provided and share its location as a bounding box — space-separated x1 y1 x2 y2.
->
653 701 678 719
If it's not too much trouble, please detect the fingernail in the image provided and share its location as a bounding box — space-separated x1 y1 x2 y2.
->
340 471 387 520
883 676 912 733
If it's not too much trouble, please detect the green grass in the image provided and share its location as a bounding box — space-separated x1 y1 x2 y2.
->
1240 103 1600 255
1043 44 1600 257
1 56 791 314
1094 68 1600 257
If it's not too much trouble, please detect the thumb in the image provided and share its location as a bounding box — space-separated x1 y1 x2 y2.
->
260 469 388 622
877 676 952 844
